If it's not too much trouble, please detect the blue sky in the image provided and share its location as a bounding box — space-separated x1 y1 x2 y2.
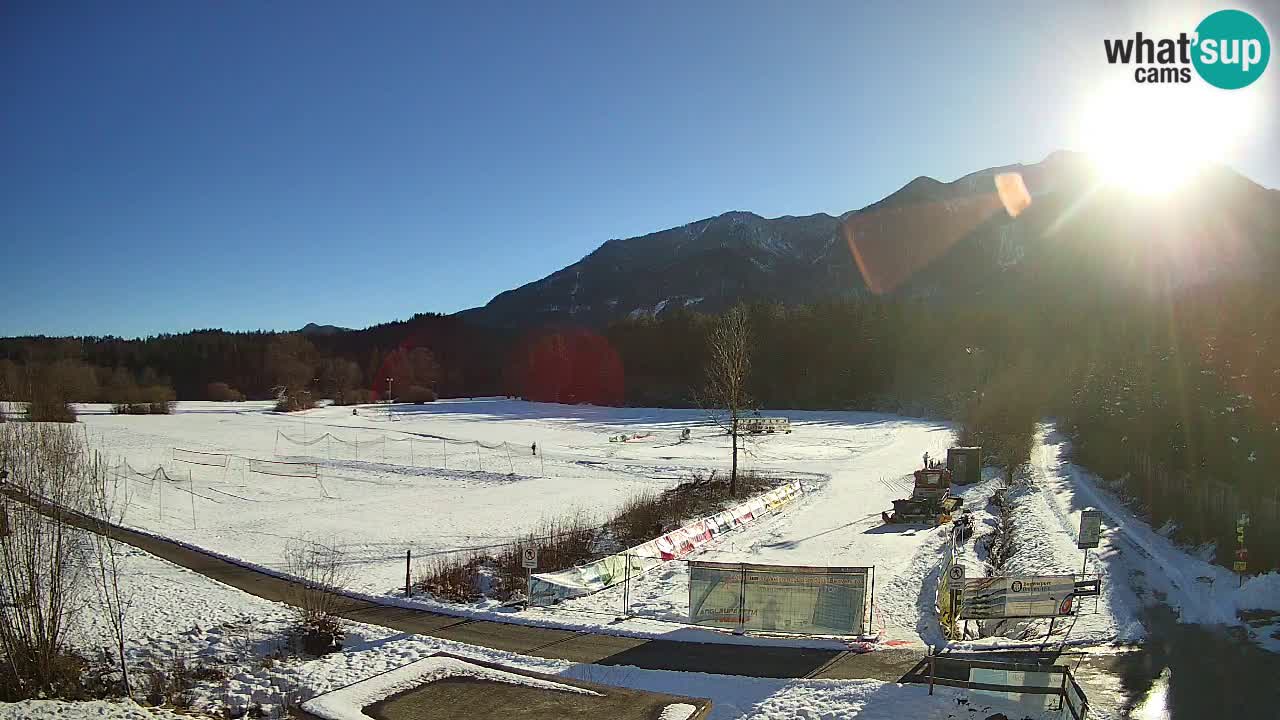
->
3 1 1277 337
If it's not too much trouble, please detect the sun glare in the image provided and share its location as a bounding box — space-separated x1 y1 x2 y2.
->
1077 82 1258 196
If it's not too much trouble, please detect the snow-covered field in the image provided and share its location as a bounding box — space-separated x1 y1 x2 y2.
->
76 399 1279 654
83 399 958 643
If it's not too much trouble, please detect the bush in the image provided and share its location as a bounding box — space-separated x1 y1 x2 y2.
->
109 402 174 415
25 379 76 423
399 385 436 404
0 423 110 699
418 471 782 602
274 390 317 413
331 388 373 406
26 395 77 423
284 542 348 655
207 382 245 402
981 490 1020 576
418 513 598 602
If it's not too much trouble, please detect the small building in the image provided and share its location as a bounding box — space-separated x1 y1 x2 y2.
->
947 447 982 485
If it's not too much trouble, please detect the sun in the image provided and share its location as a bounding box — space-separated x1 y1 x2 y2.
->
1075 82 1257 196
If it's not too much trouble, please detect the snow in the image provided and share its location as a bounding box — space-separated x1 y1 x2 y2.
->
0 700 198 720
1235 572 1280 612
79 400 955 646
1031 424 1244 629
39 538 1054 720
301 656 597 720
68 401 1276 660
658 702 698 720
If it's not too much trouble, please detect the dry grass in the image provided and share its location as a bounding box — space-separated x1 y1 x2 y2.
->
418 513 598 602
418 470 779 602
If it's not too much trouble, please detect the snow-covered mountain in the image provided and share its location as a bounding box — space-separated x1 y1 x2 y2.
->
460 151 1280 328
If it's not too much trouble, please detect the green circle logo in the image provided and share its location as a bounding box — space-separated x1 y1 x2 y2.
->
1193 9 1270 89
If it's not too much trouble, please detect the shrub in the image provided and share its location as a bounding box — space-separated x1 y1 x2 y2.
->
284 542 348 655
981 490 1020 576
399 385 436 404
0 423 104 699
418 471 781 602
332 388 373 406
207 382 245 402
109 387 174 415
26 391 76 423
273 389 317 413
418 513 597 602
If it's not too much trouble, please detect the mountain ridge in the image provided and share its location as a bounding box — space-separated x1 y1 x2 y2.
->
459 150 1278 329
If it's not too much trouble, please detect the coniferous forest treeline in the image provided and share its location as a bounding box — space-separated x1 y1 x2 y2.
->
1 279 1277 567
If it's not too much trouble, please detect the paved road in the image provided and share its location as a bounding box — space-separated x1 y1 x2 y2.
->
2 483 921 681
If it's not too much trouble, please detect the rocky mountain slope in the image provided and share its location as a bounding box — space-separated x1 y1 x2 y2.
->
460 150 1279 328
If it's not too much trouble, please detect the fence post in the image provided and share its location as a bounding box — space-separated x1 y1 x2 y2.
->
505 444 514 474
405 549 412 597
539 448 546 477
476 444 482 472
442 439 447 469
409 438 415 466
928 647 935 695
736 563 746 635
621 553 631 619
189 469 197 530
867 565 876 635
274 430 280 455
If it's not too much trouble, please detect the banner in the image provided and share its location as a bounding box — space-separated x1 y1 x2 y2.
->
959 575 1077 619
689 562 870 635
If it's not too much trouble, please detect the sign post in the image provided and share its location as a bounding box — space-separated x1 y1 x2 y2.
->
949 563 966 622
1078 508 1102 574
1235 513 1249 586
521 547 539 602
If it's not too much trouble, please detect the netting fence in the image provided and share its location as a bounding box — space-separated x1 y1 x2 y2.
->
273 429 547 476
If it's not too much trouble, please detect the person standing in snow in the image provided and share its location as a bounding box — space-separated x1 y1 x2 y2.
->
531 442 537 456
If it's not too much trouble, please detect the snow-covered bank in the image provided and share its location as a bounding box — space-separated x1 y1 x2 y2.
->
1033 424 1278 649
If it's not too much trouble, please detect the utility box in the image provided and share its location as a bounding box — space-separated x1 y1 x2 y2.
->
947 447 982 485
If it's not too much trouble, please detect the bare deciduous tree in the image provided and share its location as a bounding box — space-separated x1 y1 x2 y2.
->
701 305 753 496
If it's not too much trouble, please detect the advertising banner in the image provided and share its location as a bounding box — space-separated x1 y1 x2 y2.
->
960 575 1077 619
